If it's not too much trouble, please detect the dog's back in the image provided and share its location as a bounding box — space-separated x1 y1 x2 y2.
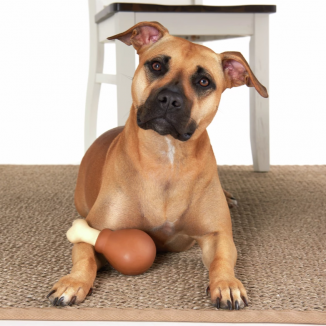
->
74 126 124 217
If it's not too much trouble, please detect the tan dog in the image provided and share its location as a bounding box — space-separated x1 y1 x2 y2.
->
47 21 268 310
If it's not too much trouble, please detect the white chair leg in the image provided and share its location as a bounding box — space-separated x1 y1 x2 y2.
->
115 12 136 126
84 0 104 152
249 14 270 172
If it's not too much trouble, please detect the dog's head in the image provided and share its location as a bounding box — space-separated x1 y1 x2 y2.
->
108 21 268 142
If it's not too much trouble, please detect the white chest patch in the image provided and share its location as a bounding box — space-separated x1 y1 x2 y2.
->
165 137 175 165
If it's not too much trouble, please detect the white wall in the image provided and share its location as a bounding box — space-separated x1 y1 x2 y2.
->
0 0 325 165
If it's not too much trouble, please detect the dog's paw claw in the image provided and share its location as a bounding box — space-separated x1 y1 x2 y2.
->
235 300 240 310
58 297 65 306
69 296 77 306
206 285 210 296
46 290 56 299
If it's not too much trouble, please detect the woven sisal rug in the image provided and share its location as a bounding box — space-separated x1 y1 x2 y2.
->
0 165 325 323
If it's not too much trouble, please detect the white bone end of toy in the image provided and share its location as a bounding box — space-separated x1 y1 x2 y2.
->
66 219 100 246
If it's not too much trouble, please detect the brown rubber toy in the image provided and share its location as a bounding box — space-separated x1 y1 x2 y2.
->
66 219 156 275
95 228 156 275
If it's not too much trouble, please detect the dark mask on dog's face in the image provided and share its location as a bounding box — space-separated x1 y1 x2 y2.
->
136 65 198 142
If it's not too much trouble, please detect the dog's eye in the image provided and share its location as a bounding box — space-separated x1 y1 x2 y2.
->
145 57 170 80
199 78 209 87
152 62 161 71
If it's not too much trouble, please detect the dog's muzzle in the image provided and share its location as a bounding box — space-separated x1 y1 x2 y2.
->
137 87 197 141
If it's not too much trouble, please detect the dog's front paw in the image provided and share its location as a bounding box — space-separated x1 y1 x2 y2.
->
47 274 93 306
206 277 248 310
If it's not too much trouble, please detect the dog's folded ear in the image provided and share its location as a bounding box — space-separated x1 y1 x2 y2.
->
220 52 268 98
107 21 169 54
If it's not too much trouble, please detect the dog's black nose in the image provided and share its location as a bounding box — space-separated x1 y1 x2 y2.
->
157 89 184 110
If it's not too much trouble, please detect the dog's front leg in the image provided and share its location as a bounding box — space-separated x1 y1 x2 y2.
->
47 242 104 306
197 232 248 310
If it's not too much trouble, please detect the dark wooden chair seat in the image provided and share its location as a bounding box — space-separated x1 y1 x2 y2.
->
96 3 276 24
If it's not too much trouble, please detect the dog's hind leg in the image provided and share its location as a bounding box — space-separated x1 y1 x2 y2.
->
223 189 238 208
47 242 105 306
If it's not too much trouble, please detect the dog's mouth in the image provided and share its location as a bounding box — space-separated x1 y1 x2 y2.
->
137 115 195 142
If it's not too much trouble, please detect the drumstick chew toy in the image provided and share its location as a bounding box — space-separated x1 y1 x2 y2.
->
66 219 156 275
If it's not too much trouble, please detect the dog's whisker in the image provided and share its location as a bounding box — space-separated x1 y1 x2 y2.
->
120 73 133 80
